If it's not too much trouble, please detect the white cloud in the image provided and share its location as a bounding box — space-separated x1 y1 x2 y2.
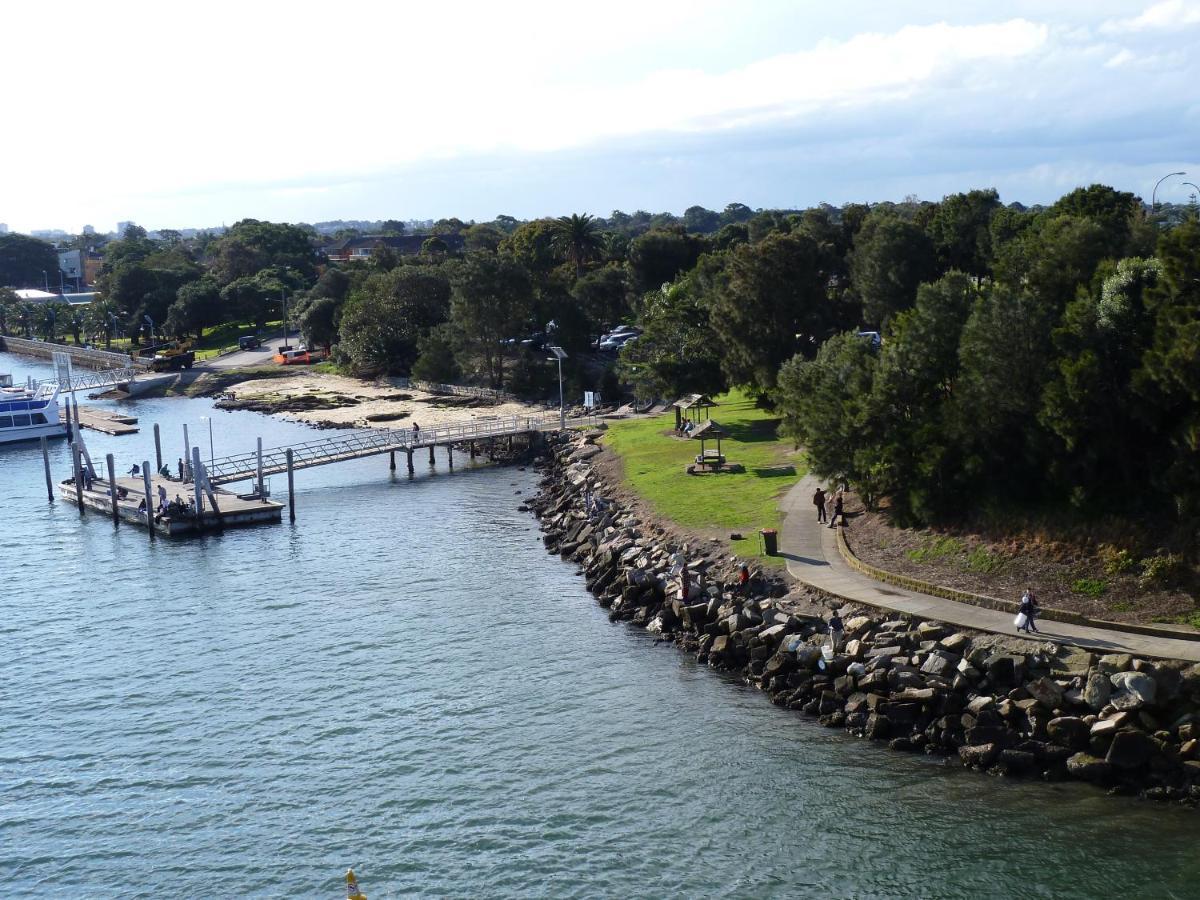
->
1100 0 1200 33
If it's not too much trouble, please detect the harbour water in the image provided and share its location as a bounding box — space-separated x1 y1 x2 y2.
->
2 350 1199 898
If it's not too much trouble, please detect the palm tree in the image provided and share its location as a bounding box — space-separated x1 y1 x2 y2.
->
551 213 602 278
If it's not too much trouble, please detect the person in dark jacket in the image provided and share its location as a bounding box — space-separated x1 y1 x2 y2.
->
827 611 845 650
1018 589 1039 634
830 493 844 528
813 487 827 523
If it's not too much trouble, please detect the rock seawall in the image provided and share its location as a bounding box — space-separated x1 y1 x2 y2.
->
528 430 1200 805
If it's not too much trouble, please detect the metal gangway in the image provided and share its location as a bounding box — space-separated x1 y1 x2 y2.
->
202 412 586 485
27 366 142 395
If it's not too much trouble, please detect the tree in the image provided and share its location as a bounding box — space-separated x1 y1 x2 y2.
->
849 214 937 328
463 224 505 253
995 214 1110 311
925 189 1000 280
379 219 407 235
83 298 121 349
864 272 978 519
550 213 602 277
208 219 316 285
1049 184 1141 260
719 203 754 226
708 231 832 393
1039 258 1162 506
683 206 721 234
0 233 58 288
411 324 462 383
0 287 16 334
296 294 341 352
572 264 629 339
337 267 452 376
626 227 709 295
448 253 532 387
776 333 879 500
616 274 725 401
501 219 560 277
165 276 223 340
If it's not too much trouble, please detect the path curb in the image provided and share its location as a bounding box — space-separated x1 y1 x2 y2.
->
834 525 1200 644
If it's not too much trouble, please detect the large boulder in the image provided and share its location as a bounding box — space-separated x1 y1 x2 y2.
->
1025 676 1065 711
1046 716 1090 750
959 743 1001 768
1105 730 1158 770
1066 752 1112 782
1083 671 1111 712
1110 671 1156 711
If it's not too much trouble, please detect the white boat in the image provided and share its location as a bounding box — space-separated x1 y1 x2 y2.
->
0 375 67 444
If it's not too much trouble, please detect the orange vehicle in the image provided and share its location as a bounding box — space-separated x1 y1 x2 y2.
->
273 347 328 365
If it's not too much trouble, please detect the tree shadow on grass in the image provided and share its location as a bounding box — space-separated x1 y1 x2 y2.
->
751 464 796 478
722 418 782 444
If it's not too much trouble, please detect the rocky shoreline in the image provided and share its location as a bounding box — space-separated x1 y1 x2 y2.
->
528 429 1200 805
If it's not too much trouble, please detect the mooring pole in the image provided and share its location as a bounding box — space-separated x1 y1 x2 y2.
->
428 445 435 465
447 445 453 469
63 394 73 431
192 446 204 517
153 423 162 473
390 449 396 471
142 462 155 539
469 441 476 459
256 437 264 498
406 448 414 476
40 436 54 503
286 448 295 523
106 453 119 526
183 423 191 481
72 443 84 514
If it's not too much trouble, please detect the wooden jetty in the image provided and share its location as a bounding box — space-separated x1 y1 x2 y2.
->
203 412 590 485
74 406 139 435
58 474 282 536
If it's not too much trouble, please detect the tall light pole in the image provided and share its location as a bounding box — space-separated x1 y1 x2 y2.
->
1182 182 1200 203
281 288 288 350
200 415 215 467
547 345 567 430
1152 171 1186 209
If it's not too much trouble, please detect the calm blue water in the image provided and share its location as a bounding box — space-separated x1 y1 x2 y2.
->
2 349 1199 899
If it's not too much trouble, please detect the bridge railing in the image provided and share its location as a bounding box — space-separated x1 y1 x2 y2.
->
204 412 596 484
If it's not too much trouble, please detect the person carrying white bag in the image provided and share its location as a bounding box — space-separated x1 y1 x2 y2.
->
1015 589 1039 634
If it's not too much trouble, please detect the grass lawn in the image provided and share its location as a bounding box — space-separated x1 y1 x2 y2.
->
602 390 803 564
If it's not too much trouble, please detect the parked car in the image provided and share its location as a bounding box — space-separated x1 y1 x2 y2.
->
238 335 262 350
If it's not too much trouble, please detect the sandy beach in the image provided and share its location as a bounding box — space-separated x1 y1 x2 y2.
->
214 371 548 430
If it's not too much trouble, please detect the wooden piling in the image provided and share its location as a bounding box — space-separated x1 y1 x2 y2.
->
141 462 155 538
106 453 119 526
72 443 84 514
256 437 264 498
446 445 453 469
286 448 295 522
40 437 54 503
406 448 414 475
469 441 476 459
153 423 162 472
390 449 396 471
428 445 435 465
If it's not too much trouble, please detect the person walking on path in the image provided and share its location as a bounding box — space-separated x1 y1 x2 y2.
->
813 487 827 523
830 492 844 528
824 491 836 527
1018 589 1040 634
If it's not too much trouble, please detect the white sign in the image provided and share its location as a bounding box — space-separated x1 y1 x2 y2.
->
583 391 600 409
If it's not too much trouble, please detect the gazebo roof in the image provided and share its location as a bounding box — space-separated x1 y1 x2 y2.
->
689 419 728 439
673 393 716 410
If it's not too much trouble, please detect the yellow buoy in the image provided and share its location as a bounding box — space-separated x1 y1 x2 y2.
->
346 868 367 900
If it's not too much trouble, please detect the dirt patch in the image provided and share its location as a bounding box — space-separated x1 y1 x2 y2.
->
844 494 1198 629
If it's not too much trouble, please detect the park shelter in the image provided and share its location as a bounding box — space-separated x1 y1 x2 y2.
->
689 418 728 469
673 393 715 428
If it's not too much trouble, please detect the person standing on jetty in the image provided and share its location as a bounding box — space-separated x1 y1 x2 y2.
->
813 486 827 523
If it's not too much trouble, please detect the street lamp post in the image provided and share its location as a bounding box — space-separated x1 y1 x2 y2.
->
1182 182 1200 204
1152 171 1186 209
547 346 567 430
200 416 215 467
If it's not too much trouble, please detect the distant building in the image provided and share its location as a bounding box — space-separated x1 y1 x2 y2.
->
116 220 136 238
31 229 68 240
320 233 464 262
0 223 8 234
82 224 95 235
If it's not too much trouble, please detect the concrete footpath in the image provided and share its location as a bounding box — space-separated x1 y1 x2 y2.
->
779 475 1200 663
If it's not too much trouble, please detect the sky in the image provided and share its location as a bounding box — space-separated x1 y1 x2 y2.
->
2 0 1198 232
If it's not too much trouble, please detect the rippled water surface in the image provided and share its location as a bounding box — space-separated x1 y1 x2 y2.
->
2 350 1199 898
